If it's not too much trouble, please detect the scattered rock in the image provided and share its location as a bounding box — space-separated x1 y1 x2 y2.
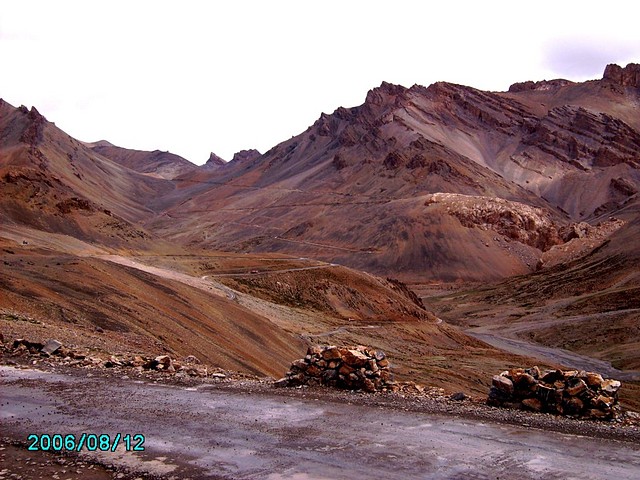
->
41 339 62 356
103 355 124 368
521 397 543 412
3 336 226 380
342 349 369 368
321 346 342 361
12 339 44 354
273 377 289 388
131 356 146 367
154 355 172 369
184 355 201 365
602 379 621 395
492 374 514 396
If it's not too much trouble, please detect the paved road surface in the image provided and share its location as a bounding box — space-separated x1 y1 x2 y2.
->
2 367 639 479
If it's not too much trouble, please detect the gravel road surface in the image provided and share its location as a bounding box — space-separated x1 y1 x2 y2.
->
2 366 640 479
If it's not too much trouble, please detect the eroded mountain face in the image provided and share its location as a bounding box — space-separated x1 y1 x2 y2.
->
147 63 640 281
2 63 639 282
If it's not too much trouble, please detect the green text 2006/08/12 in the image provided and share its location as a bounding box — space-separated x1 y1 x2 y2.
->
27 433 145 452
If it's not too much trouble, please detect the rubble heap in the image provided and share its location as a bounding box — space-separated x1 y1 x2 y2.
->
4 337 223 379
487 366 621 420
276 345 396 392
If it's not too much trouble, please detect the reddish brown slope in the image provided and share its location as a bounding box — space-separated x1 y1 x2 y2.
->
430 197 640 374
0 100 178 245
0 242 304 377
0 235 555 398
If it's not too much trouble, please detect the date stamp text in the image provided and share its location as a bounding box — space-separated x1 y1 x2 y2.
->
27 433 145 452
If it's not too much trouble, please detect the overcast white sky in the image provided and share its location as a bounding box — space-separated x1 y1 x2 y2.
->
1 1 639 164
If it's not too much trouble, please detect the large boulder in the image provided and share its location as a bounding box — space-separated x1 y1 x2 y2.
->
492 375 514 396
342 349 369 368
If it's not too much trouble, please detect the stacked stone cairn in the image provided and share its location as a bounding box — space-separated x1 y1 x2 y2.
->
487 366 622 419
276 345 396 392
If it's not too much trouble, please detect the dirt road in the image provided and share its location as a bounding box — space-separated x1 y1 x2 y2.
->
2 366 640 479
467 331 640 381
203 263 338 277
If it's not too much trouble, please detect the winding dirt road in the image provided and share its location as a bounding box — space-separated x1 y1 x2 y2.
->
468 331 640 381
202 263 339 278
2 366 640 479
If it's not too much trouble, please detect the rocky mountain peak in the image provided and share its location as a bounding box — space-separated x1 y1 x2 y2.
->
365 81 408 106
205 152 226 167
18 105 47 146
231 149 261 163
16 105 46 121
28 106 45 120
603 63 640 88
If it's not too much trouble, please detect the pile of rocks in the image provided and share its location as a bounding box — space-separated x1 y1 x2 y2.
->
276 345 396 392
3 337 223 379
105 353 218 378
487 366 621 419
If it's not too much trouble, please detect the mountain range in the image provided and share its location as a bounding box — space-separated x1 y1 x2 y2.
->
1 62 639 404
147 62 640 281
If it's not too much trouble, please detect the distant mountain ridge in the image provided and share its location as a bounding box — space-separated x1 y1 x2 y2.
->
0 99 175 245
